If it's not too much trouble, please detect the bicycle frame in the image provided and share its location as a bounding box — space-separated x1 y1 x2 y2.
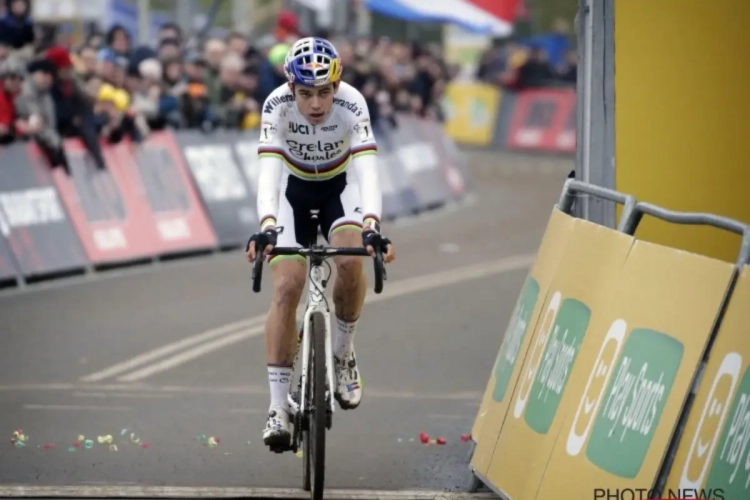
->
293 256 336 418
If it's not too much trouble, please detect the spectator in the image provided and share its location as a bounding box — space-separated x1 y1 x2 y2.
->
105 24 132 58
216 52 252 129
257 43 288 103
157 23 183 46
46 46 107 170
226 32 249 57
275 10 300 44
0 0 34 52
157 38 181 63
202 38 226 105
0 58 23 144
514 46 555 89
128 58 162 131
14 59 69 173
73 44 98 80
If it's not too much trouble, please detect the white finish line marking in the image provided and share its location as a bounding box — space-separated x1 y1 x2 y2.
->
0 485 498 499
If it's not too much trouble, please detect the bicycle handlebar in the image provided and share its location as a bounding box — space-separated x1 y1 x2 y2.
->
252 246 387 294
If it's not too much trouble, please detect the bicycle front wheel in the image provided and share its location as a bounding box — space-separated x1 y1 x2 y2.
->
304 311 327 500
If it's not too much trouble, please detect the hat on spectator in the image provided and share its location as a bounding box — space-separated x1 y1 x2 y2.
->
275 10 299 42
45 47 73 69
27 59 57 75
268 43 289 66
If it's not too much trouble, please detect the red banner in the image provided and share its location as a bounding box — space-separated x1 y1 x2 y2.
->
52 140 158 265
115 132 217 255
506 88 575 153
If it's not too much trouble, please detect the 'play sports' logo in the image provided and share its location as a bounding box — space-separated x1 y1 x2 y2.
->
512 291 591 434
702 358 750 498
678 352 742 491
567 323 684 478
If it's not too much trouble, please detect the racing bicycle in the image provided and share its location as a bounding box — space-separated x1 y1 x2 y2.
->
251 209 387 500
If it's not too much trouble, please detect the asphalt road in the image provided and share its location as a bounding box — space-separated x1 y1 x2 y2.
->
0 156 569 497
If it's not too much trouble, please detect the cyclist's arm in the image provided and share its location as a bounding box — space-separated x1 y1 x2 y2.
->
256 107 285 232
349 105 382 231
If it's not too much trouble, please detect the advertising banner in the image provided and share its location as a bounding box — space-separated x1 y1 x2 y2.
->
55 140 157 265
535 241 733 500
470 208 577 474
179 131 257 248
0 143 87 277
123 132 218 254
664 266 750 500
506 88 572 153
554 92 576 154
0 232 19 284
442 82 501 147
485 219 634 499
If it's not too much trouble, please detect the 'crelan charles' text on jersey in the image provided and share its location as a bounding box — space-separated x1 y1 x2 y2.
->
257 81 378 181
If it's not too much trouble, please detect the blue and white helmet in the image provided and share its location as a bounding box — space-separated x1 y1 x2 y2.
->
284 37 342 88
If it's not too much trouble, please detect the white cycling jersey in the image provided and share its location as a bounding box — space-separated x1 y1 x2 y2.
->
255 81 382 232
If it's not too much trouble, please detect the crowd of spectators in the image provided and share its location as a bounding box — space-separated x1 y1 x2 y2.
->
476 19 577 91
0 0 454 174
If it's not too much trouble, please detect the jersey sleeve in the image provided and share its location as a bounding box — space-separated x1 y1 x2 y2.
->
345 88 382 229
255 91 287 231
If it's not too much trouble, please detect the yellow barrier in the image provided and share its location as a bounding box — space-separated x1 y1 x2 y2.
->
484 216 634 499
665 266 750 500
534 240 733 499
470 208 576 474
442 82 500 147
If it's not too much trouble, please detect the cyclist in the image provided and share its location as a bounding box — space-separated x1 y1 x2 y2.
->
245 37 395 450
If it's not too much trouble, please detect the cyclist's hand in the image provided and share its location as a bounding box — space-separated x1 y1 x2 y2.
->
246 229 277 263
362 229 395 263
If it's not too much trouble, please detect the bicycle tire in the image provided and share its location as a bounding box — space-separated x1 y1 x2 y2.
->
301 347 311 492
308 311 327 500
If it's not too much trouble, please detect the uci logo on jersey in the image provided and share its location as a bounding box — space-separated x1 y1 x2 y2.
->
289 122 311 135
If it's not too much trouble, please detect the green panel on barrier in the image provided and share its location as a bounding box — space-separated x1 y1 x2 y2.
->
665 267 750 500
523 297 590 434
614 0 750 263
585 328 684 478
493 277 540 403
534 240 734 500
484 218 633 500
469 208 576 474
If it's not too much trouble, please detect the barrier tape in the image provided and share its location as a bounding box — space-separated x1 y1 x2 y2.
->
0 114 471 288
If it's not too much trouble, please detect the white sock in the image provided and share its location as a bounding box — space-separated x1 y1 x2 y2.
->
334 317 357 358
267 365 293 411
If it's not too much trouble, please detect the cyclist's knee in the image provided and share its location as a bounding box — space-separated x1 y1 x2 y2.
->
335 256 363 281
271 261 306 307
